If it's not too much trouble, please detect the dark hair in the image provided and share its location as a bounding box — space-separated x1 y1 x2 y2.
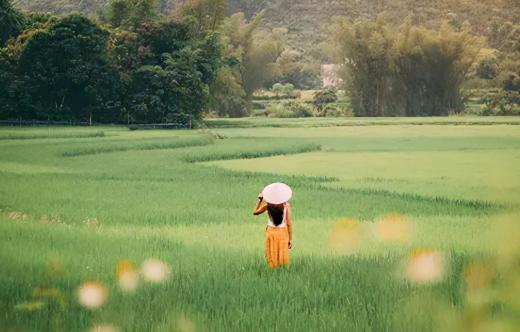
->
267 205 284 226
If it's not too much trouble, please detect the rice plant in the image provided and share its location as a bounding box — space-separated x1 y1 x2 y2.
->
1 121 519 331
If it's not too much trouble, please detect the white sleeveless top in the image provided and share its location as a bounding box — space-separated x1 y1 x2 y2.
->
267 205 287 228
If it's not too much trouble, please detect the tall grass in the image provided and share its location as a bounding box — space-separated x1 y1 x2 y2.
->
62 135 214 157
0 122 519 331
0 130 106 140
183 140 321 162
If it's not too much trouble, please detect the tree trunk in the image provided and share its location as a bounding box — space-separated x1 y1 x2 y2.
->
245 93 253 115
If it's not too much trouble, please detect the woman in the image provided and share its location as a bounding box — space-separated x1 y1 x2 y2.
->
253 183 293 269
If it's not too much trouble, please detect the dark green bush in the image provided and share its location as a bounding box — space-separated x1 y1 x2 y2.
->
313 89 338 115
323 105 352 117
504 74 520 92
476 57 499 80
265 101 313 118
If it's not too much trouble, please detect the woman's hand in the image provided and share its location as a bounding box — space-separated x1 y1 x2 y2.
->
288 240 293 249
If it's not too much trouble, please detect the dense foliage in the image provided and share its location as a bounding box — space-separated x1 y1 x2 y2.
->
0 0 24 45
210 12 287 117
11 0 520 57
0 0 221 124
3 0 519 119
329 18 483 116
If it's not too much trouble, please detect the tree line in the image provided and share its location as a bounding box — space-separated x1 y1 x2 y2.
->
0 0 294 124
328 17 486 116
2 0 517 122
0 0 219 124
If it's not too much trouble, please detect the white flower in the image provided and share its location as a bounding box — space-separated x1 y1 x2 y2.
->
141 259 170 283
78 282 107 308
406 250 445 284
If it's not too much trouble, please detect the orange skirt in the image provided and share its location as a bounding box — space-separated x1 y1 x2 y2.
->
265 227 289 269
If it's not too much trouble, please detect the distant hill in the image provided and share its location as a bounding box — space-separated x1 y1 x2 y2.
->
12 0 520 59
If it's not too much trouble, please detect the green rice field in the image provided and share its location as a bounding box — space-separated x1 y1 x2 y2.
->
1 117 520 332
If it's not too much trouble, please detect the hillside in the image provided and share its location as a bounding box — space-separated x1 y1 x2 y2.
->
11 0 520 58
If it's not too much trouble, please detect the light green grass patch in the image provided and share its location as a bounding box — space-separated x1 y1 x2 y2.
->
204 149 520 203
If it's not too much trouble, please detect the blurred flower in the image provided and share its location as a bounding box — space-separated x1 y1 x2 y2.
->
116 260 139 292
406 249 445 284
78 281 107 308
330 219 360 255
374 213 411 243
141 259 170 283
90 324 120 332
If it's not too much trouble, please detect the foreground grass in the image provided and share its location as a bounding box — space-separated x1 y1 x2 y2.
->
1 121 519 331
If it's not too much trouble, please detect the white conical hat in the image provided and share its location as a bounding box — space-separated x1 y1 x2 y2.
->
262 183 292 204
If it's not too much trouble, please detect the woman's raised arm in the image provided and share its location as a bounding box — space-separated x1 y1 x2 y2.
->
253 192 268 215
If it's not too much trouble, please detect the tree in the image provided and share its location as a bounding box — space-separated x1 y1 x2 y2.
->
0 48 16 119
105 0 132 28
274 48 321 89
104 0 159 30
394 20 482 115
328 17 395 116
126 20 221 123
241 25 285 108
313 89 338 115
216 12 285 113
0 0 25 46
177 0 227 38
329 17 482 116
209 66 248 117
136 20 192 64
0 0 224 124
16 15 121 123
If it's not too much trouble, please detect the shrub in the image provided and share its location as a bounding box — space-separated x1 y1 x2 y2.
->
463 78 498 90
503 74 520 92
265 101 314 118
251 109 268 117
476 57 499 80
284 101 313 117
323 105 352 117
480 91 520 115
266 104 295 118
253 94 299 100
268 83 301 99
271 83 284 97
313 89 338 115
252 101 266 110
281 83 295 96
